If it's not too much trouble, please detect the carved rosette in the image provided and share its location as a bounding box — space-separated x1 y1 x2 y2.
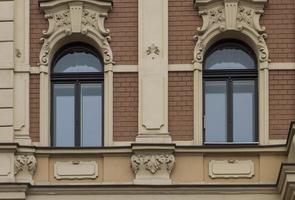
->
194 0 269 65
131 153 175 175
15 155 37 175
39 1 113 66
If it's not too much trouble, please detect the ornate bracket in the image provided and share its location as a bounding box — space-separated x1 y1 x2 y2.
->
15 155 37 175
193 0 269 65
131 153 175 175
130 144 175 184
39 0 113 66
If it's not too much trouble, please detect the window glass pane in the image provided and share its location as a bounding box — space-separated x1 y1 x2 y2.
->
205 81 227 143
53 84 75 147
80 83 103 147
54 51 103 73
233 80 256 142
205 44 256 70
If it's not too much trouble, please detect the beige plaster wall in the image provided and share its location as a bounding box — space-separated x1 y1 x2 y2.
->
33 153 286 185
27 194 281 200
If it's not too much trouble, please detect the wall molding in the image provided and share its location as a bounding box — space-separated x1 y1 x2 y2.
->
269 63 295 70
38 0 113 146
193 0 269 145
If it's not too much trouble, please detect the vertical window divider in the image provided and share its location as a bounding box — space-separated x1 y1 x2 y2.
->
227 77 233 142
75 81 81 147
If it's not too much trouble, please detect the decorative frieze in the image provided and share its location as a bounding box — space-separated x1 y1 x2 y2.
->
14 155 37 175
131 153 174 175
193 0 269 65
130 144 175 184
39 0 113 66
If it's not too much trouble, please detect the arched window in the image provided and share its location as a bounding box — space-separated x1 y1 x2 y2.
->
51 43 104 147
203 40 258 144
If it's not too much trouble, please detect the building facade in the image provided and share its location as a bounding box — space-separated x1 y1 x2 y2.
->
0 0 295 199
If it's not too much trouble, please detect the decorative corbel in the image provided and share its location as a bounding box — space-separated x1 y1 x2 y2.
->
15 155 37 176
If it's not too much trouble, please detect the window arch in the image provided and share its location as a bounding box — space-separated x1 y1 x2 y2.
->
51 43 104 147
203 40 258 144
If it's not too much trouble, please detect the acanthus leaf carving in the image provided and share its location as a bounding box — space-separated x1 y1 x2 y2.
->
39 1 113 66
131 153 175 175
39 38 51 66
43 9 71 38
237 6 254 26
194 0 269 65
196 7 225 35
15 155 37 175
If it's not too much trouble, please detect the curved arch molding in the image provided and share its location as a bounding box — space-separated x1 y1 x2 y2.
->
193 0 269 145
38 0 114 146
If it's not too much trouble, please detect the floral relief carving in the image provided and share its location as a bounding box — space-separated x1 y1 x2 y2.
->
43 9 71 37
146 44 160 59
131 153 175 175
257 33 268 62
194 0 269 65
237 6 254 25
39 1 113 66
81 10 99 33
197 7 225 35
15 155 37 175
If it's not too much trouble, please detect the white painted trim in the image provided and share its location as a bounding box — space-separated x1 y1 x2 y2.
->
112 140 194 146
269 139 286 145
269 63 295 70
31 64 197 73
113 65 138 72
168 64 194 71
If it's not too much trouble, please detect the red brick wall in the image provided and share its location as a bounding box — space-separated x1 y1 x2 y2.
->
168 0 201 64
105 0 138 65
113 73 138 141
168 72 194 141
269 70 295 139
29 75 40 142
168 0 295 64
261 0 295 63
30 0 48 67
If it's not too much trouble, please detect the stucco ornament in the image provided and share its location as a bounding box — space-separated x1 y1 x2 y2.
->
193 0 269 65
131 153 175 175
39 0 113 66
146 44 160 59
14 155 37 175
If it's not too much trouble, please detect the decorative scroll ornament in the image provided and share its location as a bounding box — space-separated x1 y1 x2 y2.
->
193 0 269 65
15 155 37 175
39 0 113 66
131 153 175 175
146 44 160 59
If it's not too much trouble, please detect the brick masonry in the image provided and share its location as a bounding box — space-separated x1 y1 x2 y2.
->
29 74 40 142
105 0 138 65
113 73 138 141
29 0 295 142
168 72 194 141
269 70 295 139
168 0 201 64
261 0 295 63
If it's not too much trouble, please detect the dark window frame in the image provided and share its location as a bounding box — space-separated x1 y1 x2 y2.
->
51 43 104 147
203 40 259 144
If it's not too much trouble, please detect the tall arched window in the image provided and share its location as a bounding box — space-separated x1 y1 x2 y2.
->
51 43 104 147
203 40 258 144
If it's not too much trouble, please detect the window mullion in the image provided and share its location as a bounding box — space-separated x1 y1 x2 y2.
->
75 81 81 147
227 78 233 142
